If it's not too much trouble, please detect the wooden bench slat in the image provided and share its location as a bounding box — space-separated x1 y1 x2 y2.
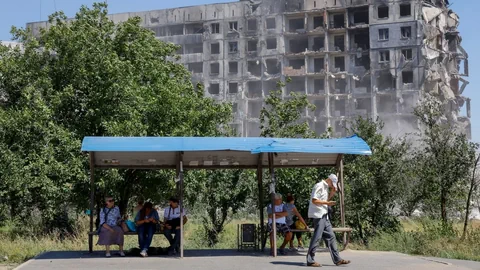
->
290 227 352 233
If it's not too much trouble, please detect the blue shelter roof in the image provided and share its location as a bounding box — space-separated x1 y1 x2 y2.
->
81 135 371 169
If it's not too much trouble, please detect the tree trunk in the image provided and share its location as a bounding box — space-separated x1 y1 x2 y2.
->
462 155 480 239
441 190 447 224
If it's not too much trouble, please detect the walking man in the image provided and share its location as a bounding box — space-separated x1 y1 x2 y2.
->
307 174 350 267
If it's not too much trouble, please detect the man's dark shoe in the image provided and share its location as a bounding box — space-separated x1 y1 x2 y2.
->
336 259 351 266
307 262 322 267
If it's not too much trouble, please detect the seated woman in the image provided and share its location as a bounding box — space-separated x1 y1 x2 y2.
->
97 196 125 257
135 202 159 257
285 194 309 251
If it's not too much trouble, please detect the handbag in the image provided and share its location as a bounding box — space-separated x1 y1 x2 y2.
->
126 220 136 232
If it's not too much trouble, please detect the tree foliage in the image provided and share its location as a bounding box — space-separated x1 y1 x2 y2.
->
344 117 410 243
0 2 231 227
413 94 477 223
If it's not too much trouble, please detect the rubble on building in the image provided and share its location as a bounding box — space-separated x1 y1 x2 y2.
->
25 0 471 138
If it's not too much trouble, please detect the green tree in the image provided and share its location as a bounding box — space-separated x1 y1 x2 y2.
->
413 94 477 223
185 169 256 246
0 2 232 226
344 117 410 243
259 79 328 218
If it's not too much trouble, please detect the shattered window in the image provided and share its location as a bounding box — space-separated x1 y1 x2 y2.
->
379 50 390 62
229 42 238 53
400 3 411 17
378 6 389 19
379 29 389 41
402 71 413 84
229 21 238 31
401 26 412 39
211 23 220 34
402 49 413 60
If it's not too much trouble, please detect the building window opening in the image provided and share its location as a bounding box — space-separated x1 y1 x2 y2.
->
379 50 390 63
248 19 257 31
248 40 258 52
211 43 220 54
378 6 389 19
289 18 305 32
229 61 238 74
400 3 411 17
312 37 325 51
401 26 412 39
229 82 239 94
334 57 345 72
331 14 345 28
377 72 394 91
211 23 220 34
188 62 203 74
248 61 262 77
314 79 325 94
379 28 389 41
354 32 370 50
266 18 276 29
353 8 369 25
210 63 220 75
314 58 325 73
402 71 414 84
402 49 413 60
267 38 277 50
266 59 280 75
209 83 220 95
313 16 324 29
334 35 345 51
229 42 238 53
355 54 371 69
247 81 262 98
289 59 305 70
229 21 238 31
289 37 308 53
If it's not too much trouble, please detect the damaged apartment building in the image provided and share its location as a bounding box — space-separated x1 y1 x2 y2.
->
26 0 471 137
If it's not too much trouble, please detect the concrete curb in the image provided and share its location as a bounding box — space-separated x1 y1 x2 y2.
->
13 252 47 270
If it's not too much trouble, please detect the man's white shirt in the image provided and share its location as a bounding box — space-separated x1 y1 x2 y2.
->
308 180 329 219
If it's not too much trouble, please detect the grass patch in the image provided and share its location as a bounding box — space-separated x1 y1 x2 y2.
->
364 219 480 262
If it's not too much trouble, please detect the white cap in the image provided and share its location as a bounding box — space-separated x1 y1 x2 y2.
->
328 174 338 190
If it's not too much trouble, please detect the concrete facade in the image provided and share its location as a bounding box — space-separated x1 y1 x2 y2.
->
26 0 471 138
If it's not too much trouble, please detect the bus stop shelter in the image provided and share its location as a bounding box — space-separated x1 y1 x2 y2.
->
81 135 372 257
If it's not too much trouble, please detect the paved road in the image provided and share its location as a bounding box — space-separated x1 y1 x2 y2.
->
15 249 480 270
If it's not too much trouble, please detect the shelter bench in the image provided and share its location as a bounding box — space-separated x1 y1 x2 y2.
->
262 227 352 251
88 230 165 253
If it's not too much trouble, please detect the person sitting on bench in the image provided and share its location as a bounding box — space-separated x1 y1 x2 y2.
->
135 202 159 257
97 196 125 258
285 194 309 251
267 193 292 256
163 197 187 255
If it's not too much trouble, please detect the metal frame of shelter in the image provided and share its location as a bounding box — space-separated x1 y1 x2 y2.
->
81 136 372 258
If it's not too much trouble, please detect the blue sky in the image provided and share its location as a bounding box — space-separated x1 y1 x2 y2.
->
1 0 478 141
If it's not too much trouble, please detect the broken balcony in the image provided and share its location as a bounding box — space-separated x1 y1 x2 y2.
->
266 59 280 75
247 61 262 77
287 37 309 54
312 99 326 117
350 29 370 51
246 81 263 99
377 95 397 114
329 13 346 29
284 58 306 76
330 78 347 94
349 7 369 26
355 98 372 116
288 17 306 33
330 98 347 117
286 77 306 95
308 78 325 95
